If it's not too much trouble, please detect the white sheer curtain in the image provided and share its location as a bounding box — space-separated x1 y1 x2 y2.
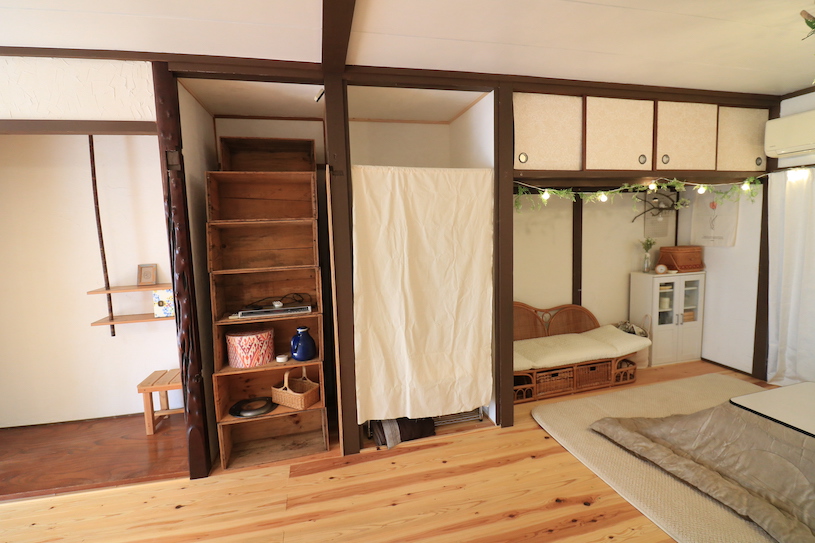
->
352 165 494 423
767 167 815 385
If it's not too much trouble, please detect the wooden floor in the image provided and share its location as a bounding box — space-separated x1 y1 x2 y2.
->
0 412 188 501
0 361 768 543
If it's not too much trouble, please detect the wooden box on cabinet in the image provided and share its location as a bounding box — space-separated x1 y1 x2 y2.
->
210 268 321 323
219 137 316 172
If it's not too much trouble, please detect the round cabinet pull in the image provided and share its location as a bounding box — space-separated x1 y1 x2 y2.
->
638 154 647 165
662 154 670 165
756 157 763 166
518 152 529 164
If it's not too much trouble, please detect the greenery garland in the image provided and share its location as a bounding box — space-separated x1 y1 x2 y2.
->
513 176 765 212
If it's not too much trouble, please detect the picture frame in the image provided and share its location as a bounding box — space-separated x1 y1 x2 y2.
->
137 263 158 286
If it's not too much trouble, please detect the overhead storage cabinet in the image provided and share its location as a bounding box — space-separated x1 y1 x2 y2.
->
655 101 718 170
717 107 769 171
586 97 654 170
513 93 583 170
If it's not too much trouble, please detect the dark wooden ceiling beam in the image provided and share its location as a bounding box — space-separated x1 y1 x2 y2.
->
323 0 356 74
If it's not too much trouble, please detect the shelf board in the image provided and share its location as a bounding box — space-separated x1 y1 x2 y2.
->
215 310 321 326
88 283 172 295
224 428 327 470
210 265 320 276
218 400 325 425
214 359 323 377
91 313 174 326
208 218 314 227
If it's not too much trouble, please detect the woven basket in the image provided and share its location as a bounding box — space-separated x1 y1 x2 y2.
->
657 246 704 272
271 367 320 410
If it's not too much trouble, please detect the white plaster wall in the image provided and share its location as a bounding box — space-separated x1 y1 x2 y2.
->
513 196 572 308
178 84 219 454
349 121 451 167
450 93 494 168
677 189 762 373
778 92 815 168
0 57 155 121
583 195 676 326
215 118 326 164
0 135 178 427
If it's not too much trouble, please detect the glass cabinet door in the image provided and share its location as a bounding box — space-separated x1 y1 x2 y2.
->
657 280 675 325
682 279 700 323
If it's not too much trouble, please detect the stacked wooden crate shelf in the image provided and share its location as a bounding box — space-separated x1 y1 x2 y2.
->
207 137 328 470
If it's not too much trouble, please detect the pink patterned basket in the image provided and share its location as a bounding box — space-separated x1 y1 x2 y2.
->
226 329 274 369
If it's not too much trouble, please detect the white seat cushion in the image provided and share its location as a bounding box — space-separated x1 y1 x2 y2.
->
513 334 613 371
582 325 652 357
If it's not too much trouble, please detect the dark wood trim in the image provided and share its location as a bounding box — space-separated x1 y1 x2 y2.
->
323 72 359 454
0 120 157 135
151 62 211 479
495 84 514 428
572 199 583 306
515 170 762 186
213 115 325 123
168 63 323 85
752 174 770 381
322 0 356 73
780 85 815 101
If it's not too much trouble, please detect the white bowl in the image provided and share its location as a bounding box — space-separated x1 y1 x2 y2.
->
667 270 678 274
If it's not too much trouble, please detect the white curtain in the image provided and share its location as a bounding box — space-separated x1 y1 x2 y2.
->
352 165 494 423
767 168 815 385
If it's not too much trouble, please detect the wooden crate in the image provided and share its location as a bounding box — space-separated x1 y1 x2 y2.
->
575 360 612 389
217 408 326 469
207 220 318 272
212 314 323 373
220 137 315 172
210 268 321 322
206 171 316 221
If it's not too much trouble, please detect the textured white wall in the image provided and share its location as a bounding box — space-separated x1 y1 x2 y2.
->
513 196 573 308
349 121 451 167
0 57 155 121
0 135 177 427
449 93 494 168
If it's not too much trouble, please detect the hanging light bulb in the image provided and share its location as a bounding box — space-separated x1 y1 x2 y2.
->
697 185 706 194
741 180 751 191
541 189 551 201
648 181 657 191
599 192 608 202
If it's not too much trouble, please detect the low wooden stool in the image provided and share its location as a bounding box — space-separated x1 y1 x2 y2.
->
137 369 184 435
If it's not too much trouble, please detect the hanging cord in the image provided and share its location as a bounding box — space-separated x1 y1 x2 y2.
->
89 135 115 337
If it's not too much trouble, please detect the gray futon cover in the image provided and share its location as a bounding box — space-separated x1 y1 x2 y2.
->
591 402 815 543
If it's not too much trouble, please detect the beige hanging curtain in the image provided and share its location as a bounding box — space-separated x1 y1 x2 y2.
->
352 165 494 423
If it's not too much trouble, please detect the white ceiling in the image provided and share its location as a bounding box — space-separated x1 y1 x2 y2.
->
1 0 814 111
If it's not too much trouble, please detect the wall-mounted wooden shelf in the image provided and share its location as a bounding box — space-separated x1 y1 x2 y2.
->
87 283 172 295
91 313 173 326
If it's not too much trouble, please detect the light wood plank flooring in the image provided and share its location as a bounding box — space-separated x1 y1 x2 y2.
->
0 361 768 543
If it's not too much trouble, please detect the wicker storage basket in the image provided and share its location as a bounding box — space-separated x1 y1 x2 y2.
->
575 361 612 389
657 246 704 272
537 367 574 395
271 368 320 410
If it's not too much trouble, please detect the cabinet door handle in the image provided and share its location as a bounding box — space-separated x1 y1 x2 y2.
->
518 152 529 164
662 154 670 165
638 154 647 165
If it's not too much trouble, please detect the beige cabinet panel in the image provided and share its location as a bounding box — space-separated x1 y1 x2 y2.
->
717 107 769 171
656 101 717 170
513 93 582 170
586 97 653 170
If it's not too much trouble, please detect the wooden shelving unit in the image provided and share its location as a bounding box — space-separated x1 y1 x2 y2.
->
87 283 174 326
207 137 328 470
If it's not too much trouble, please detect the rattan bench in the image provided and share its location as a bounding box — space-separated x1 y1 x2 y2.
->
137 369 183 435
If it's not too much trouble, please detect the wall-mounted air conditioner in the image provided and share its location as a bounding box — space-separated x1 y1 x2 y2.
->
764 109 815 158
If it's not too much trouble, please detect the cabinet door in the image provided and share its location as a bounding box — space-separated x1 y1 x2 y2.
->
676 276 704 362
586 97 654 170
652 277 679 365
655 101 717 170
717 107 769 171
513 93 583 170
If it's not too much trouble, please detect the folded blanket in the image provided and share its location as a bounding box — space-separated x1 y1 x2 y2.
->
591 402 815 543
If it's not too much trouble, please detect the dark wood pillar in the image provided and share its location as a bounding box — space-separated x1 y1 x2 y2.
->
495 84 515 427
323 72 360 454
572 200 583 305
152 61 211 478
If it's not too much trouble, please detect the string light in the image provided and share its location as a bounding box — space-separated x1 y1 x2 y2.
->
598 192 608 202
541 189 550 200
741 180 751 191
648 182 657 191
697 185 707 194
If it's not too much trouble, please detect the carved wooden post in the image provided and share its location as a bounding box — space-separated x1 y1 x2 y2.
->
152 61 211 479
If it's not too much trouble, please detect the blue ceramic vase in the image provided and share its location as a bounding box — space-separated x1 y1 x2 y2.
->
291 326 317 361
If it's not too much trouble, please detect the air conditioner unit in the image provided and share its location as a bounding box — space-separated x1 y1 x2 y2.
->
764 109 815 158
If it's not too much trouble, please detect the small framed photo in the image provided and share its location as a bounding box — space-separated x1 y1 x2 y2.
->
137 264 158 286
